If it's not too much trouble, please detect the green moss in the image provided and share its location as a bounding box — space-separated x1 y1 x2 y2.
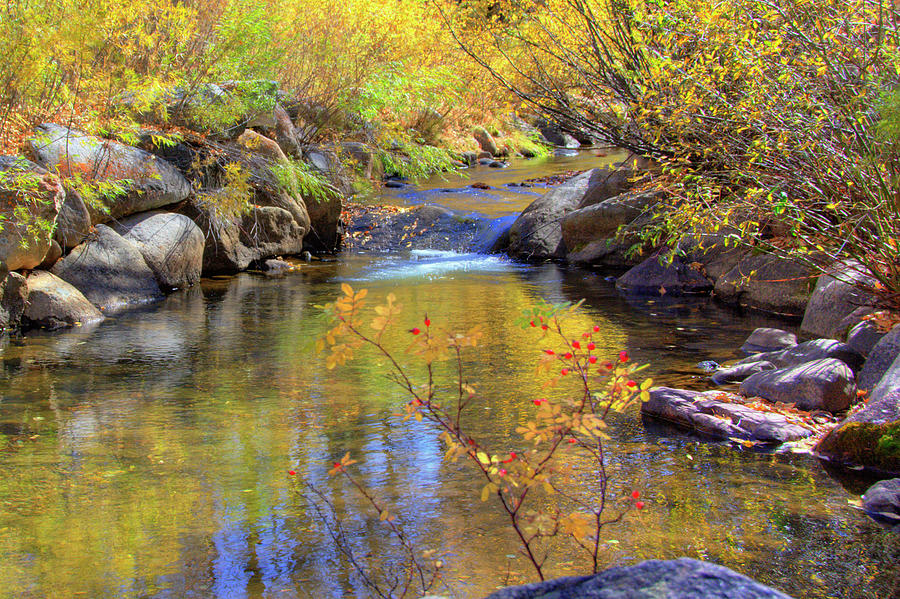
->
818 421 900 473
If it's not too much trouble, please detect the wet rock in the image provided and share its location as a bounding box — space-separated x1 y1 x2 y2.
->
472 126 499 156
741 328 797 354
0 156 65 270
26 124 190 224
801 261 876 339
847 320 886 358
738 339 864 373
486 558 794 599
51 224 163 313
0 272 27 330
739 358 856 413
715 253 817 316
508 170 598 260
857 324 900 391
711 361 777 385
23 271 103 329
681 234 749 283
38 239 62 269
615 254 712 296
816 350 900 474
113 211 205 290
642 387 815 443
862 478 900 529
561 189 662 249
262 258 293 273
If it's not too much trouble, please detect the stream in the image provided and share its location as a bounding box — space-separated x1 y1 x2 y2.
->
0 152 897 598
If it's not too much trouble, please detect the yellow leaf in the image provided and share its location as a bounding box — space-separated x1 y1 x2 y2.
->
341 283 353 297
476 451 490 464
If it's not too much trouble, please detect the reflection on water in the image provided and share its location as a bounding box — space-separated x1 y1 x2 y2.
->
1 154 898 598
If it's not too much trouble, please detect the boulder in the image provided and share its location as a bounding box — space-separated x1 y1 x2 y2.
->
26 123 191 223
51 224 163 312
857 324 900 391
509 169 617 261
472 126 499 156
741 328 797 354
0 156 65 270
53 188 93 250
816 351 900 474
236 129 287 162
642 387 815 443
273 103 301 158
38 239 62 269
0 272 27 330
739 358 857 413
23 271 104 329
616 254 712 296
303 192 343 253
340 142 381 180
715 253 817 316
801 262 876 339
846 320 886 358
862 478 900 528
113 211 205 290
681 234 749 283
711 361 777 385
486 558 793 599
242 205 305 258
737 339 864 373
561 189 662 250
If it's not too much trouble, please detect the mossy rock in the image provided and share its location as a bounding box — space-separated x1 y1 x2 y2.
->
817 420 900 475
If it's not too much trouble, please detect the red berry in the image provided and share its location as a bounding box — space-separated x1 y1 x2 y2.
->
544 349 555 355
572 341 581 349
333 463 341 469
541 324 549 331
564 352 573 360
632 490 640 499
509 452 516 459
636 501 645 510
619 350 629 362
627 380 637 388
582 332 591 339
593 325 601 333
499 468 507 477
561 368 569 376
567 438 576 444
533 399 546 406
424 318 431 327
530 320 536 327
467 439 475 445
410 328 421 335
604 362 614 370
288 470 296 476
588 356 598 364
587 342 596 350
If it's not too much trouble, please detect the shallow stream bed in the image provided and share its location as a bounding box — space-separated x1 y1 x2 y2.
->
0 154 897 598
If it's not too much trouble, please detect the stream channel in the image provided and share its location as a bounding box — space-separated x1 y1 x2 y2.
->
0 152 897 598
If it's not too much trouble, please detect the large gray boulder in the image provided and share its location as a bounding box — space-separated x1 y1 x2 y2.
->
737 339 864 373
0 156 65 270
862 478 900 528
616 254 712 296
846 320 885 358
486 558 794 599
0 272 28 330
509 169 627 261
642 387 814 443
715 253 817 317
23 271 103 329
561 189 661 252
472 126 499 156
51 224 163 312
180 200 305 274
25 123 190 224
113 211 205 290
801 262 876 339
739 358 857 413
857 324 900 391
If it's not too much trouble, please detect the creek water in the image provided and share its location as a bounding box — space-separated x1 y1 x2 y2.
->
0 153 897 598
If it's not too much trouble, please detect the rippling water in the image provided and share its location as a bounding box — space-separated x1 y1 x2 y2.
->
0 155 897 598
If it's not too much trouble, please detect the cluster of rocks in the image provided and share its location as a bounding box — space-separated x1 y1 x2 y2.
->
0 104 348 331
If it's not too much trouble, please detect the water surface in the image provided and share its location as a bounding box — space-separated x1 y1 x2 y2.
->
0 156 897 599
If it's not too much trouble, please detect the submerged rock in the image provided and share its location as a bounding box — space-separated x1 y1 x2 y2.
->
862 478 900 529
642 387 815 443
486 557 794 599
